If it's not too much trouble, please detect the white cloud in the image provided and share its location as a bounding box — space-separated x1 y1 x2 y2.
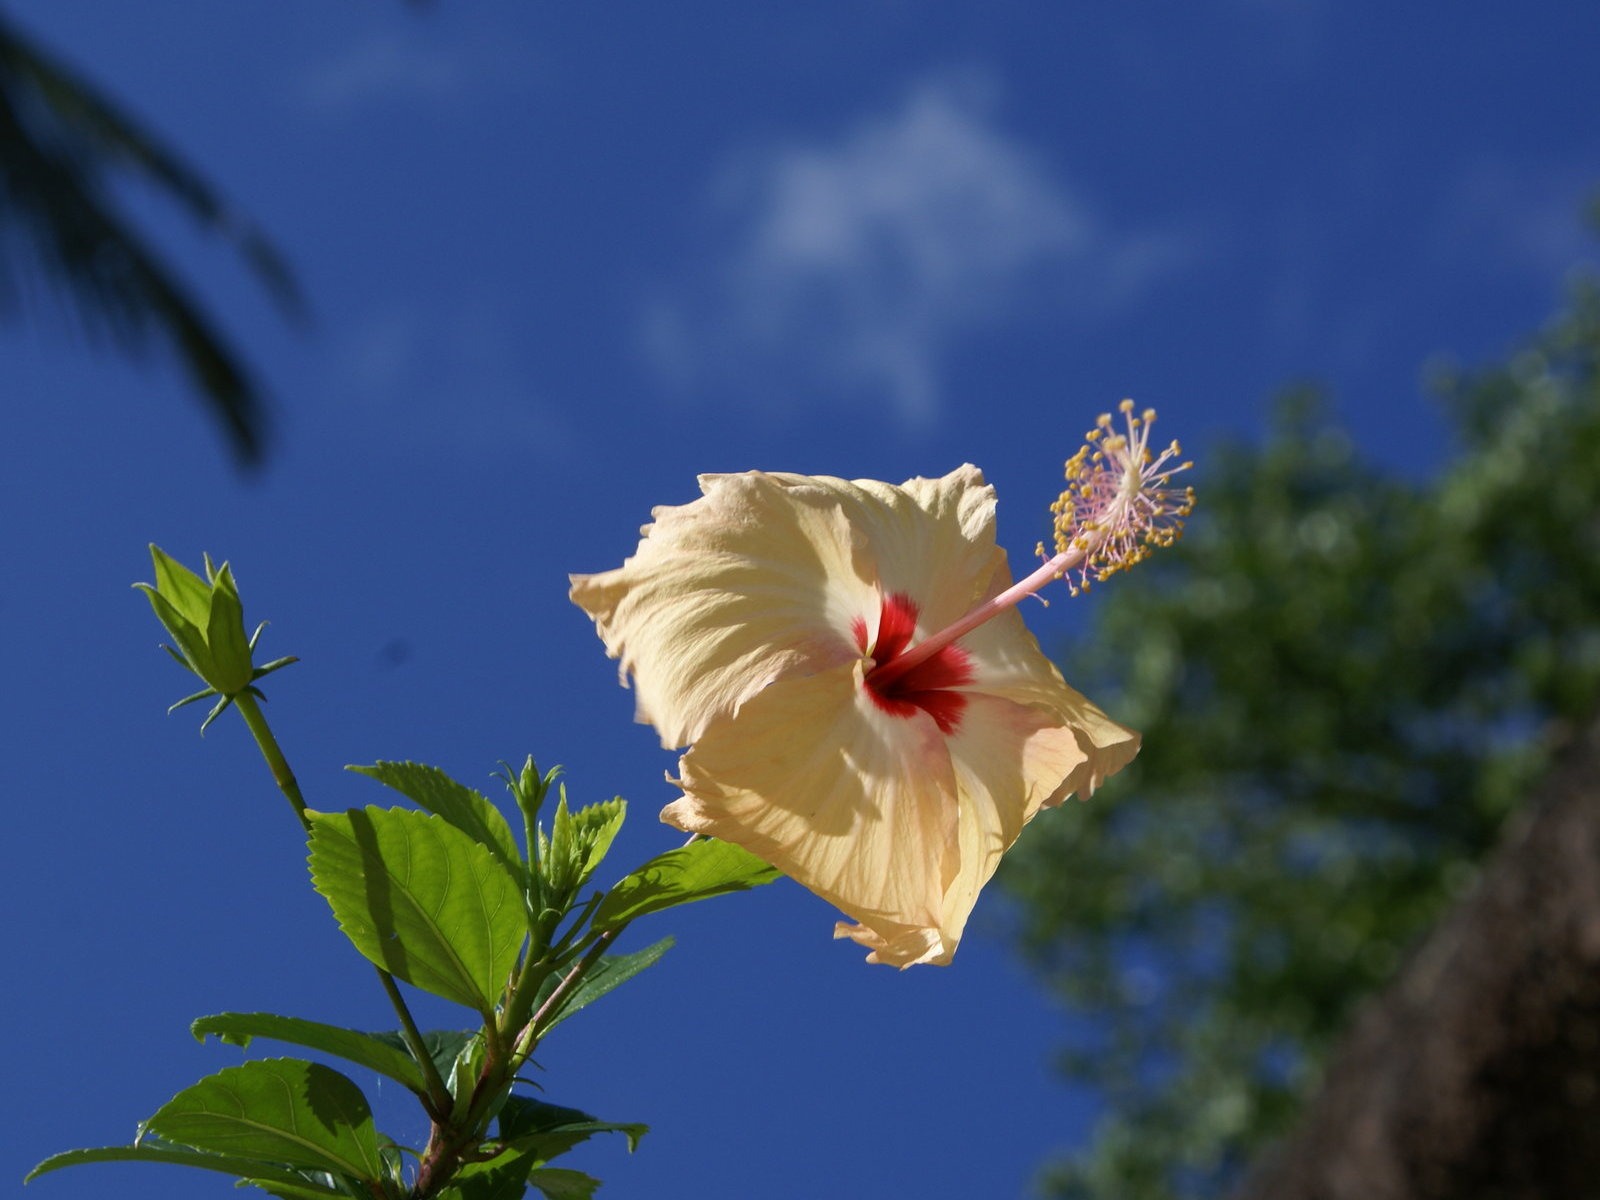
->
1431 158 1600 282
293 23 543 116
643 75 1192 425
297 31 464 111
318 297 572 455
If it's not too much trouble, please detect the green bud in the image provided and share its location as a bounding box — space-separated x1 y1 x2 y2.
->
502 755 562 830
135 545 297 729
546 787 581 901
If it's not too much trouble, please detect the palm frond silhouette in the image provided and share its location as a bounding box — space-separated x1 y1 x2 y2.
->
0 11 301 465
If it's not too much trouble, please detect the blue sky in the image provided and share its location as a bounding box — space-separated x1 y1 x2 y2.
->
5 3 1598 1198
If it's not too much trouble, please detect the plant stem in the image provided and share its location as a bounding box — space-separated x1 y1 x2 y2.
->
231 688 453 1115
233 690 310 828
376 972 453 1115
512 926 620 1068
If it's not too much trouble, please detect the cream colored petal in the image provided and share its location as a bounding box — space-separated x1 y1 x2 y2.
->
738 464 1005 660
570 472 879 747
839 465 1008 634
1047 691 1141 802
953 584 1142 801
570 465 1011 748
834 691 1113 966
885 508 1143 775
832 915 953 967
939 693 1099 927
664 660 963 958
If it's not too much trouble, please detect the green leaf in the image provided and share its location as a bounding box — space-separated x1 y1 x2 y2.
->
447 1156 605 1200
446 1152 542 1200
569 799 626 890
308 806 526 1013
537 937 673 1032
149 544 212 625
593 839 781 931
546 793 581 900
529 1167 603 1200
446 1033 490 1120
27 1143 323 1189
498 1094 648 1158
190 1012 426 1093
242 1178 350 1200
350 762 525 883
144 1059 385 1181
498 1095 591 1140
368 1028 477 1087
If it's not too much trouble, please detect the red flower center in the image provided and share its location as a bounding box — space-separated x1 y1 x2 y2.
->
851 592 972 735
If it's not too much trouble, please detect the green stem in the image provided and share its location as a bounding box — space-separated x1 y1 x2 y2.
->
499 935 562 1049
376 972 453 1115
510 926 620 1069
231 688 453 1115
233 691 310 829
481 1005 507 1069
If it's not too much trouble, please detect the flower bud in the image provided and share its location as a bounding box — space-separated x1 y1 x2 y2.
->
135 545 295 728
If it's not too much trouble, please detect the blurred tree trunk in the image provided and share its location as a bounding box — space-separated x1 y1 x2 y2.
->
1233 715 1600 1200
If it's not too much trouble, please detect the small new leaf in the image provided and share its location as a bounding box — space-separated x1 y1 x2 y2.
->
568 799 626 890
447 1034 495 1123
545 791 582 902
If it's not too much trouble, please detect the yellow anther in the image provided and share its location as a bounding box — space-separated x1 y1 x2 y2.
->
1043 398 1195 596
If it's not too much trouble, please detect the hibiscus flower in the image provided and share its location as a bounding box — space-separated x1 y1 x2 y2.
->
571 403 1191 966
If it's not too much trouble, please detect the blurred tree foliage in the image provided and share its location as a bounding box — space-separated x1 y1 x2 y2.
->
0 8 299 463
1003 275 1600 1199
